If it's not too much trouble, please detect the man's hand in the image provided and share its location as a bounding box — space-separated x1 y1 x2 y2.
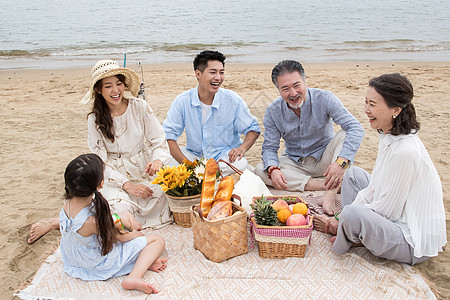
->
228 146 246 163
146 160 163 176
270 168 289 190
323 162 346 190
123 182 154 199
228 131 259 163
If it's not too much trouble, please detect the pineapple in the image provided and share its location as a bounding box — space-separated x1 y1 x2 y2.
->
250 195 278 226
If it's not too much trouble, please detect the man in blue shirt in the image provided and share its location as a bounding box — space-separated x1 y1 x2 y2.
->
255 60 364 215
163 50 261 175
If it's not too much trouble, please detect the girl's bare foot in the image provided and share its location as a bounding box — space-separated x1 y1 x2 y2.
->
149 257 167 273
313 214 338 235
27 218 59 244
122 277 158 294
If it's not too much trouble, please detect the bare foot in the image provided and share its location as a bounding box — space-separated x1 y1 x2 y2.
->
313 214 338 235
321 190 336 215
27 218 59 244
330 236 336 244
149 257 167 273
122 277 159 294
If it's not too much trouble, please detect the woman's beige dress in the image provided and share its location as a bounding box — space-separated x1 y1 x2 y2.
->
88 98 172 229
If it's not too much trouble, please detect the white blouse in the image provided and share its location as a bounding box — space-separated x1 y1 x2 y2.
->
88 98 170 188
354 133 447 258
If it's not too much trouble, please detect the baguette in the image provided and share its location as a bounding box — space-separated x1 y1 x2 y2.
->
212 176 234 207
200 158 218 217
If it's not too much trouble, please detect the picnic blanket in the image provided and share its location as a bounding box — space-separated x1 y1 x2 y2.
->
16 193 435 300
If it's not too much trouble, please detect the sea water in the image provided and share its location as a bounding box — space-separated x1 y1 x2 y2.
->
0 0 449 69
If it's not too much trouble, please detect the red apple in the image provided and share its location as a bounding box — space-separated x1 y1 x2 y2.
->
286 214 306 226
271 199 289 212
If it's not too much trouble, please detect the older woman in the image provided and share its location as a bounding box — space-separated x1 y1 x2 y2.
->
315 73 446 265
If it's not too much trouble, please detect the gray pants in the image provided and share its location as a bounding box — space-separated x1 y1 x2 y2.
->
255 130 346 191
333 167 429 265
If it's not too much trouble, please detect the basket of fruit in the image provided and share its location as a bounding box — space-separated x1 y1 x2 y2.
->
250 195 313 259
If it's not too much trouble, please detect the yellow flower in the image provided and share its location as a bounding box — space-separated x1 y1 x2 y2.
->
152 166 175 184
152 162 201 196
182 158 197 168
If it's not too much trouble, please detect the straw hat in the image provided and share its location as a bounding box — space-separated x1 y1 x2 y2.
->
80 60 140 104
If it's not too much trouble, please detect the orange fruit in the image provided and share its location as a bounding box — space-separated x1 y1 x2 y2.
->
277 208 292 223
292 202 308 216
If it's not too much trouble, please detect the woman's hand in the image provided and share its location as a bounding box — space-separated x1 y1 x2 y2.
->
123 181 154 199
145 160 163 176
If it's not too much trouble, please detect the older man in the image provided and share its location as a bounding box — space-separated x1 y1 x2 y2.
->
163 50 260 175
255 60 364 215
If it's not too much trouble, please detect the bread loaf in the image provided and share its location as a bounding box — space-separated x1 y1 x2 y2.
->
207 201 233 221
212 176 234 207
200 158 217 217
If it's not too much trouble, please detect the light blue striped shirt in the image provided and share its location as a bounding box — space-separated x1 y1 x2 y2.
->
163 87 261 161
262 88 364 169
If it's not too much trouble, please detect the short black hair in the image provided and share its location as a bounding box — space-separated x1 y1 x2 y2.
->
193 50 226 72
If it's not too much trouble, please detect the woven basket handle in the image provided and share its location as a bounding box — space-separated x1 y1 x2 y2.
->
193 195 242 222
194 204 205 221
231 194 242 206
217 159 243 176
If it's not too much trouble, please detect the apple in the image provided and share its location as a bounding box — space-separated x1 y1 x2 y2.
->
271 199 289 212
286 214 307 226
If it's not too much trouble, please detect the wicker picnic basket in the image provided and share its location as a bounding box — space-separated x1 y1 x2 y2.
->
165 194 201 227
250 195 314 259
191 198 248 263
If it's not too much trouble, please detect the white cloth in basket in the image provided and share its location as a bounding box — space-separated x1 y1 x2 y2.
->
233 169 272 214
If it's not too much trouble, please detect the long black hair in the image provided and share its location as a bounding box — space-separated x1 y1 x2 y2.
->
64 153 119 255
369 73 420 135
90 74 128 142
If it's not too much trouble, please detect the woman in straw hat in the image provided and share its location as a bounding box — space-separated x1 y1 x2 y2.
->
28 60 173 243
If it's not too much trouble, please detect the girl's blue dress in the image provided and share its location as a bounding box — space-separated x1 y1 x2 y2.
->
59 202 147 280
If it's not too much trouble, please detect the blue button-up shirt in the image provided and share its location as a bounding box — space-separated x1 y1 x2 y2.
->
163 87 261 160
262 88 364 169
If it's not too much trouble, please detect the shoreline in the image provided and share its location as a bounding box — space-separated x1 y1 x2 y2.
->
2 61 449 299
1 54 450 70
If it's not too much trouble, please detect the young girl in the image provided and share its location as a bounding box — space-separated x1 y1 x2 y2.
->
60 153 167 294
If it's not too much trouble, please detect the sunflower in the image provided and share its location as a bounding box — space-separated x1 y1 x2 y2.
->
152 160 204 197
182 158 197 168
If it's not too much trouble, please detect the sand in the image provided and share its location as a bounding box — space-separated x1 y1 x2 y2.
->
1 61 449 299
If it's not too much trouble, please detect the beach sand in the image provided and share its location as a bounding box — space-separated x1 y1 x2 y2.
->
1 61 449 299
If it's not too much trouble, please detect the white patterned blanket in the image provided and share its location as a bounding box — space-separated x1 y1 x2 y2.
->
17 220 434 299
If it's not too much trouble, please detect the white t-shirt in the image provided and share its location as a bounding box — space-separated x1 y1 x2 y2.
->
200 101 212 126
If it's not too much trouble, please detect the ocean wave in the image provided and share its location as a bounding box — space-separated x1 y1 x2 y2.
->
0 49 45 57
